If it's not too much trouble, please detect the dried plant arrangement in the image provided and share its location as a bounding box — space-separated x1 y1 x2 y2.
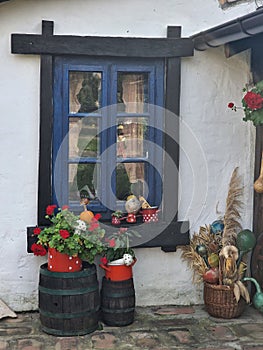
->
180 167 256 315
180 225 221 284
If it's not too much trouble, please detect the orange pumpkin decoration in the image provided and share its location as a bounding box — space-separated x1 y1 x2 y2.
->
80 210 94 223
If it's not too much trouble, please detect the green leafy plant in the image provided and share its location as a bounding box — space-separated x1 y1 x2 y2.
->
31 205 105 264
101 228 140 264
111 210 123 218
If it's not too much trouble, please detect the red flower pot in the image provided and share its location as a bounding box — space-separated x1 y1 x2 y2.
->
141 207 159 223
111 216 121 225
99 259 137 281
48 247 82 272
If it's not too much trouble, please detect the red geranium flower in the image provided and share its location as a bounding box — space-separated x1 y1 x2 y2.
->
31 243 47 256
33 227 42 235
94 213 102 220
100 256 108 265
46 204 57 216
88 222 99 231
59 229 70 239
109 239 116 248
243 91 263 110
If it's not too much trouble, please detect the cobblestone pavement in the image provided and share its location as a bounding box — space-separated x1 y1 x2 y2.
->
1 305 263 349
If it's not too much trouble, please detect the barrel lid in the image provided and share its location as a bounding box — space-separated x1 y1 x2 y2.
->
39 262 96 278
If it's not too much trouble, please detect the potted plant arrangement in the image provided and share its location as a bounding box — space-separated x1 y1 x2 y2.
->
99 227 140 327
31 204 106 336
111 210 124 226
180 168 256 318
100 227 140 281
31 204 105 272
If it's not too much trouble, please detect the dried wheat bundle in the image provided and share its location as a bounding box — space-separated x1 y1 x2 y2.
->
180 245 206 284
180 225 215 284
222 167 243 246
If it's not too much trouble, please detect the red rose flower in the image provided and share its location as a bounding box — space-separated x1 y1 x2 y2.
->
228 102 234 109
33 227 42 235
59 229 70 239
62 205 69 210
109 239 116 248
100 256 108 265
243 91 263 110
46 204 57 216
31 243 47 256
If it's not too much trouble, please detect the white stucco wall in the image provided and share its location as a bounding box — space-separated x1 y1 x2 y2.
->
0 0 257 310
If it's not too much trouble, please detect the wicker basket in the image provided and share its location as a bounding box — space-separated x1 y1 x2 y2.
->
204 282 246 319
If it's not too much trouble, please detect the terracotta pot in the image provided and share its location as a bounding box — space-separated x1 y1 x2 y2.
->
99 259 137 281
48 247 82 272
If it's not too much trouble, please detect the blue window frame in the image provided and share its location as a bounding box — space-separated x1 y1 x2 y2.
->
53 57 164 219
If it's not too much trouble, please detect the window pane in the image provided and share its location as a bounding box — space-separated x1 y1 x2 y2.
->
117 118 148 158
69 117 100 158
116 162 145 200
69 163 100 201
69 71 101 114
117 73 149 113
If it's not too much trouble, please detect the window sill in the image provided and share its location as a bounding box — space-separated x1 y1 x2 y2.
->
27 219 189 254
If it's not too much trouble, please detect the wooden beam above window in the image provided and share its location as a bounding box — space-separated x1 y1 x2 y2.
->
11 21 194 58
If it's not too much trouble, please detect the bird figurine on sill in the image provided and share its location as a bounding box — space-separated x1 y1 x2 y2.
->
125 195 141 214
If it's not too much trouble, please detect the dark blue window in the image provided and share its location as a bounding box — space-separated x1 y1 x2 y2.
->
53 57 164 219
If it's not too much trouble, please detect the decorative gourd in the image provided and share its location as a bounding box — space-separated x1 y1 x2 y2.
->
210 220 224 235
203 268 219 284
236 229 256 253
236 229 256 266
196 244 209 267
79 196 94 223
80 210 94 223
208 253 219 268
243 277 263 313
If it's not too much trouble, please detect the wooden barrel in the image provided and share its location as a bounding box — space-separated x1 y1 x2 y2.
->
39 262 100 336
101 277 135 326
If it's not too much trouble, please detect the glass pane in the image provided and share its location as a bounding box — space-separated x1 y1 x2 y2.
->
117 73 149 113
116 162 145 200
117 118 148 158
69 117 99 158
69 71 101 114
69 163 100 201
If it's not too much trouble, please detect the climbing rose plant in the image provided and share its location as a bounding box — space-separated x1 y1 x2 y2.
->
228 80 263 126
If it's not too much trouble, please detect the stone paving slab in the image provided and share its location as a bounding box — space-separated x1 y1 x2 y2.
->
0 305 263 349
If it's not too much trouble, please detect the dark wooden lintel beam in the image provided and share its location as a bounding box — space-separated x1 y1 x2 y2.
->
11 33 194 58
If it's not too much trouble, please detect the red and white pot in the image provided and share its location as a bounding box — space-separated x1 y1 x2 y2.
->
48 247 82 272
141 207 159 223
